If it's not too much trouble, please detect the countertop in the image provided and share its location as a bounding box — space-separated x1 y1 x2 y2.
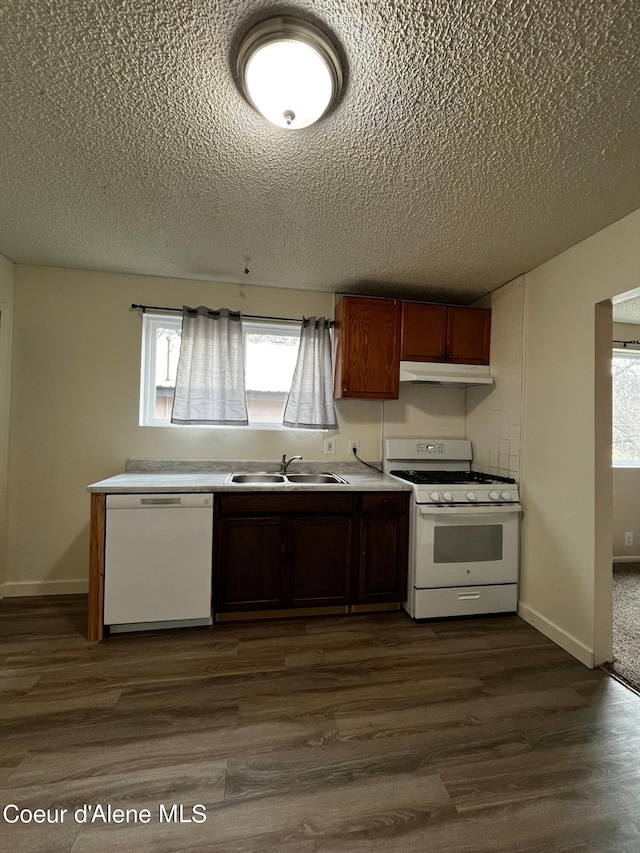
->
87 460 412 494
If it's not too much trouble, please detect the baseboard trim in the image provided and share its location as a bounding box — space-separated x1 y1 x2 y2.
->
0 579 88 598
518 601 594 668
613 556 640 564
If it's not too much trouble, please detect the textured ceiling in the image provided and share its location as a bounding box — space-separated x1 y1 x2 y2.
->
613 295 640 324
1 0 639 303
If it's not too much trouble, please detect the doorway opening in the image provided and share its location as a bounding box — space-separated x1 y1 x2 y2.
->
606 288 640 691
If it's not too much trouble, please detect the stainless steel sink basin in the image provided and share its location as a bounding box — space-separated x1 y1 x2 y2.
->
285 473 348 484
228 473 285 484
226 472 348 485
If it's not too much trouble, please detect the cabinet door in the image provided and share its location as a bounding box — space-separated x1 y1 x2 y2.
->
289 516 352 606
217 516 285 610
446 307 491 364
334 296 400 399
400 302 447 362
358 494 409 604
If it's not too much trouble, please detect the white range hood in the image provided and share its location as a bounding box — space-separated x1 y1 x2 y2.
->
399 361 494 386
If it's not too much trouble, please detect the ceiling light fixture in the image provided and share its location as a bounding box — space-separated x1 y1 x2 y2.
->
236 16 343 130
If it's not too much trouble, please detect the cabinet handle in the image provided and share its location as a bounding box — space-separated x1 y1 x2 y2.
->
343 387 348 393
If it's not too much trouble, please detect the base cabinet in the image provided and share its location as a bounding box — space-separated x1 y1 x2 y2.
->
217 515 286 609
358 493 409 603
215 492 410 614
88 489 411 639
215 493 355 612
290 515 352 606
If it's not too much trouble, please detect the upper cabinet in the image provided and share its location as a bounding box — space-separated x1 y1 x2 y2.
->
401 302 491 366
334 296 401 399
400 302 447 361
334 296 492 400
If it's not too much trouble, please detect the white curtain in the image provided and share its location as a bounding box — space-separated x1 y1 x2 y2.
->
171 306 249 425
283 317 338 429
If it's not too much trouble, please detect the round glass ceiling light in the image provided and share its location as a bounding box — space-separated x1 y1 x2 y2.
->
237 17 343 130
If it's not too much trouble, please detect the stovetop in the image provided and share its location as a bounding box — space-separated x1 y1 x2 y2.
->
383 440 520 505
389 470 516 486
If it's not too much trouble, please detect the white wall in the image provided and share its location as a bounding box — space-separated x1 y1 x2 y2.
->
0 254 14 594
383 384 466 443
520 207 640 667
612 469 640 559
466 277 524 479
6 265 466 594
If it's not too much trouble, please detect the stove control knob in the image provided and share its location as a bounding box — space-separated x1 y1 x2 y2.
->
442 491 453 502
429 491 441 502
466 491 477 501
489 490 501 501
500 490 512 501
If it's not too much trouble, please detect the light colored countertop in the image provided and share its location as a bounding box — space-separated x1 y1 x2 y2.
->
87 460 412 494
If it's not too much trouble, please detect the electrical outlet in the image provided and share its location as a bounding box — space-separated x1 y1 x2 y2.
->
348 439 360 455
324 437 336 455
625 531 634 546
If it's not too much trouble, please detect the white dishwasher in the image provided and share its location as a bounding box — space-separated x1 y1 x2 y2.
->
104 493 214 633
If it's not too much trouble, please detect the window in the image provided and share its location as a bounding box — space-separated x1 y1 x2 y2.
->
612 349 640 465
140 313 301 428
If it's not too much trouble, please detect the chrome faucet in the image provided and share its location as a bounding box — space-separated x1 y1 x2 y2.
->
280 454 302 474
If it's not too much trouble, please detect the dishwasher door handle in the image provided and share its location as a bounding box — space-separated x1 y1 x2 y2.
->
106 494 213 510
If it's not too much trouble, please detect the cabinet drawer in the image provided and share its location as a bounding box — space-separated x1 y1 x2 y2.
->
361 492 410 512
219 493 353 514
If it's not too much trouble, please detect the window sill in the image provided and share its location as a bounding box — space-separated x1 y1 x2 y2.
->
140 421 329 432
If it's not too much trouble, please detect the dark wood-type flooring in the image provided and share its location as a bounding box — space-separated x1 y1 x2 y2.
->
1 596 640 852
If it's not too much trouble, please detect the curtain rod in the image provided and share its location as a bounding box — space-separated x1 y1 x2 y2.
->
130 303 334 326
613 339 640 348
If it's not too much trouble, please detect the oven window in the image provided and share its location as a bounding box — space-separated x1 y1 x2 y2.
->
433 525 503 563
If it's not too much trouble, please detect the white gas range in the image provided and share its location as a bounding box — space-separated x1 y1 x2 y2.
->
383 439 521 620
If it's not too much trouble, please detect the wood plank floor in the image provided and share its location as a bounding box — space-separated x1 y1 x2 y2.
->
1 596 640 852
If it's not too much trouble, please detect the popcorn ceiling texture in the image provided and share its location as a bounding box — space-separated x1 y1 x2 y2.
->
613 297 640 324
0 0 639 302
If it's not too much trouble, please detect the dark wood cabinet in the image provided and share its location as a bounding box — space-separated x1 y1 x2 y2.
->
334 296 401 399
215 493 354 612
446 306 491 364
214 490 410 615
400 302 447 362
217 514 286 609
290 515 352 606
333 297 490 401
357 493 409 604
400 302 491 365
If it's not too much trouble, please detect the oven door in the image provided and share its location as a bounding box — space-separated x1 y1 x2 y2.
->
413 503 521 589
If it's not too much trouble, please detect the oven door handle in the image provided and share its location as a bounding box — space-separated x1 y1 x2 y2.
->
417 503 522 515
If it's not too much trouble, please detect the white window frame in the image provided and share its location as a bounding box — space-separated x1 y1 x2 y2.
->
139 312 313 430
612 347 640 467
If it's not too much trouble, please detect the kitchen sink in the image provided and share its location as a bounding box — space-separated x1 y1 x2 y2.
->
285 473 347 484
226 472 348 485
228 473 286 484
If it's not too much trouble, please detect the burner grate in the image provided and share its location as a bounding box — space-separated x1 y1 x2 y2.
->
390 470 516 486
